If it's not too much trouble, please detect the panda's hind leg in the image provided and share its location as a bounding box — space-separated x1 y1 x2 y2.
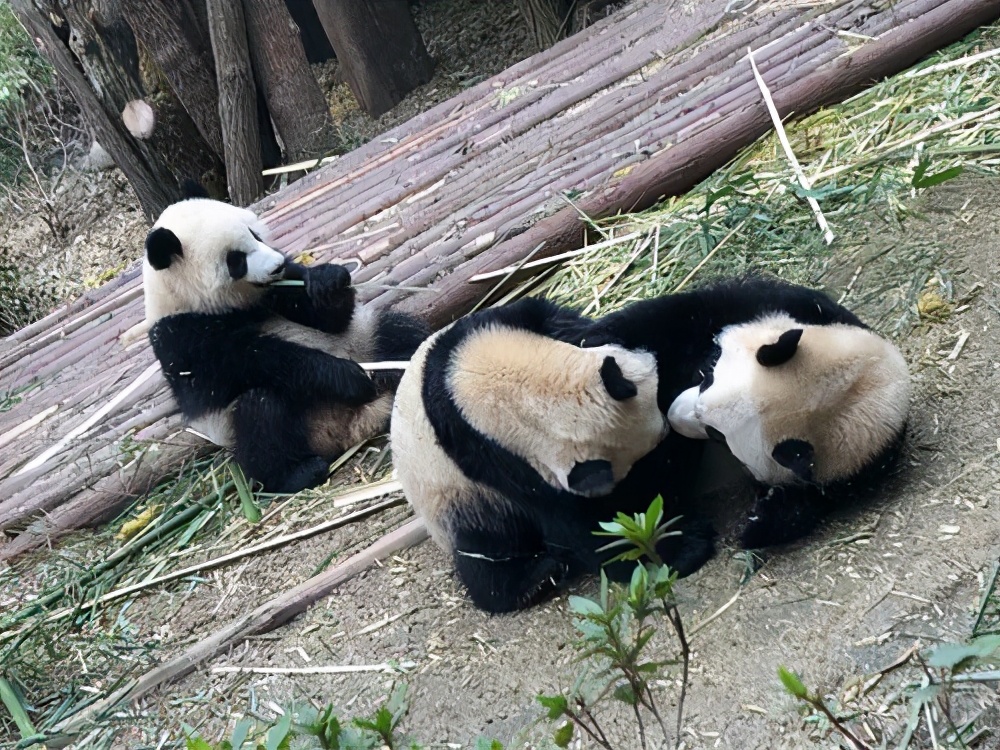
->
232 388 329 494
449 503 579 614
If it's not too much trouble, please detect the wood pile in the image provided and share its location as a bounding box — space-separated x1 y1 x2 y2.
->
1 0 997 560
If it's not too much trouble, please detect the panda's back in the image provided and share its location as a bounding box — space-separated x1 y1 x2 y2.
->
391 328 494 552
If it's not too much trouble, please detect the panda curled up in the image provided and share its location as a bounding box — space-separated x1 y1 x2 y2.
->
393 278 911 614
143 192 429 494
390 298 716 614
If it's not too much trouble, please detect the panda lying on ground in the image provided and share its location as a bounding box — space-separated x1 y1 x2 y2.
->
579 275 912 549
143 190 429 494
390 298 716 613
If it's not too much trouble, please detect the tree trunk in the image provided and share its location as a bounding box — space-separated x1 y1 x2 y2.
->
516 0 578 50
241 0 335 162
313 0 435 118
10 0 175 220
284 0 336 64
120 0 224 160
206 0 264 204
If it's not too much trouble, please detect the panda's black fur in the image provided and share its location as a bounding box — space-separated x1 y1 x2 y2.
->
575 275 909 549
391 298 716 613
145 193 429 494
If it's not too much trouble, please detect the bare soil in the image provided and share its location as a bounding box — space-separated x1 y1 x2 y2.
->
86 175 1000 750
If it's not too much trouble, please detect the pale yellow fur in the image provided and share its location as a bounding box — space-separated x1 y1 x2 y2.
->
698 314 911 484
391 324 667 553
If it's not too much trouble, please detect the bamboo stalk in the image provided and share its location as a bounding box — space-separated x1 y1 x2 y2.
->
46 517 428 745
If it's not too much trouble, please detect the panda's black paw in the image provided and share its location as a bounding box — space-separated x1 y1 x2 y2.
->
268 456 331 495
306 263 353 299
335 360 379 404
654 515 717 578
519 556 571 609
739 491 821 549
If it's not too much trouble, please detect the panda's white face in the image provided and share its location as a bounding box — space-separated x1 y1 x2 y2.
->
142 198 287 321
667 314 911 485
449 326 668 497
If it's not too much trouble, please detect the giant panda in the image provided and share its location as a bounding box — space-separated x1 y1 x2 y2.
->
143 192 429 494
390 298 716 613
577 275 912 548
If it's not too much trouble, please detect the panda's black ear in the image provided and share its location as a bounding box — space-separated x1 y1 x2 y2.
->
756 328 803 367
600 356 638 401
146 227 183 270
772 438 815 482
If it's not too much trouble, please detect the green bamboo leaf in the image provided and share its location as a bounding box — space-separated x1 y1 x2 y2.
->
553 722 574 748
230 464 261 523
778 666 808 699
265 713 292 750
0 677 35 740
537 694 568 720
230 718 253 750
569 596 603 616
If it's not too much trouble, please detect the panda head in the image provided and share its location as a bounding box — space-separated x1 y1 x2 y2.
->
667 313 911 486
142 197 287 321
450 325 668 498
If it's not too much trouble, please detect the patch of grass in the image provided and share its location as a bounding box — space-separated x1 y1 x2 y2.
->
528 24 1000 337
0 439 400 746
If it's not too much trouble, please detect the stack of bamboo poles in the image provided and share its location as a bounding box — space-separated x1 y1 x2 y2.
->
1 0 997 560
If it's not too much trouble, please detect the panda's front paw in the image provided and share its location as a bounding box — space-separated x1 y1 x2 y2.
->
306 264 353 299
738 491 820 549
520 556 571 608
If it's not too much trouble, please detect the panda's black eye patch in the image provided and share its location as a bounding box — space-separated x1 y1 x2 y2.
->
227 250 248 280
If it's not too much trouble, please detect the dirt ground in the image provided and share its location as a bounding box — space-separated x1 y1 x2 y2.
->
90 175 999 750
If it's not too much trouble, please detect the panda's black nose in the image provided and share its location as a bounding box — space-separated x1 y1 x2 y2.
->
271 260 287 277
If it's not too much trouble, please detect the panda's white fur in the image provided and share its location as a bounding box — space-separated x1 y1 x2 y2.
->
573 274 911 550
393 323 666 553
143 199 284 320
387 298 710 612
667 313 911 486
144 194 428 494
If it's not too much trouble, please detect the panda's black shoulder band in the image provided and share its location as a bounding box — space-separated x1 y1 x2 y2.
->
421 308 572 508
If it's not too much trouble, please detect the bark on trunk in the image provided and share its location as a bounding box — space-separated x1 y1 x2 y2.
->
121 0 224 159
207 0 265 204
10 0 175 220
313 0 435 118
241 0 335 161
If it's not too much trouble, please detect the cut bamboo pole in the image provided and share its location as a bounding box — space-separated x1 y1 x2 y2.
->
45 517 429 746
